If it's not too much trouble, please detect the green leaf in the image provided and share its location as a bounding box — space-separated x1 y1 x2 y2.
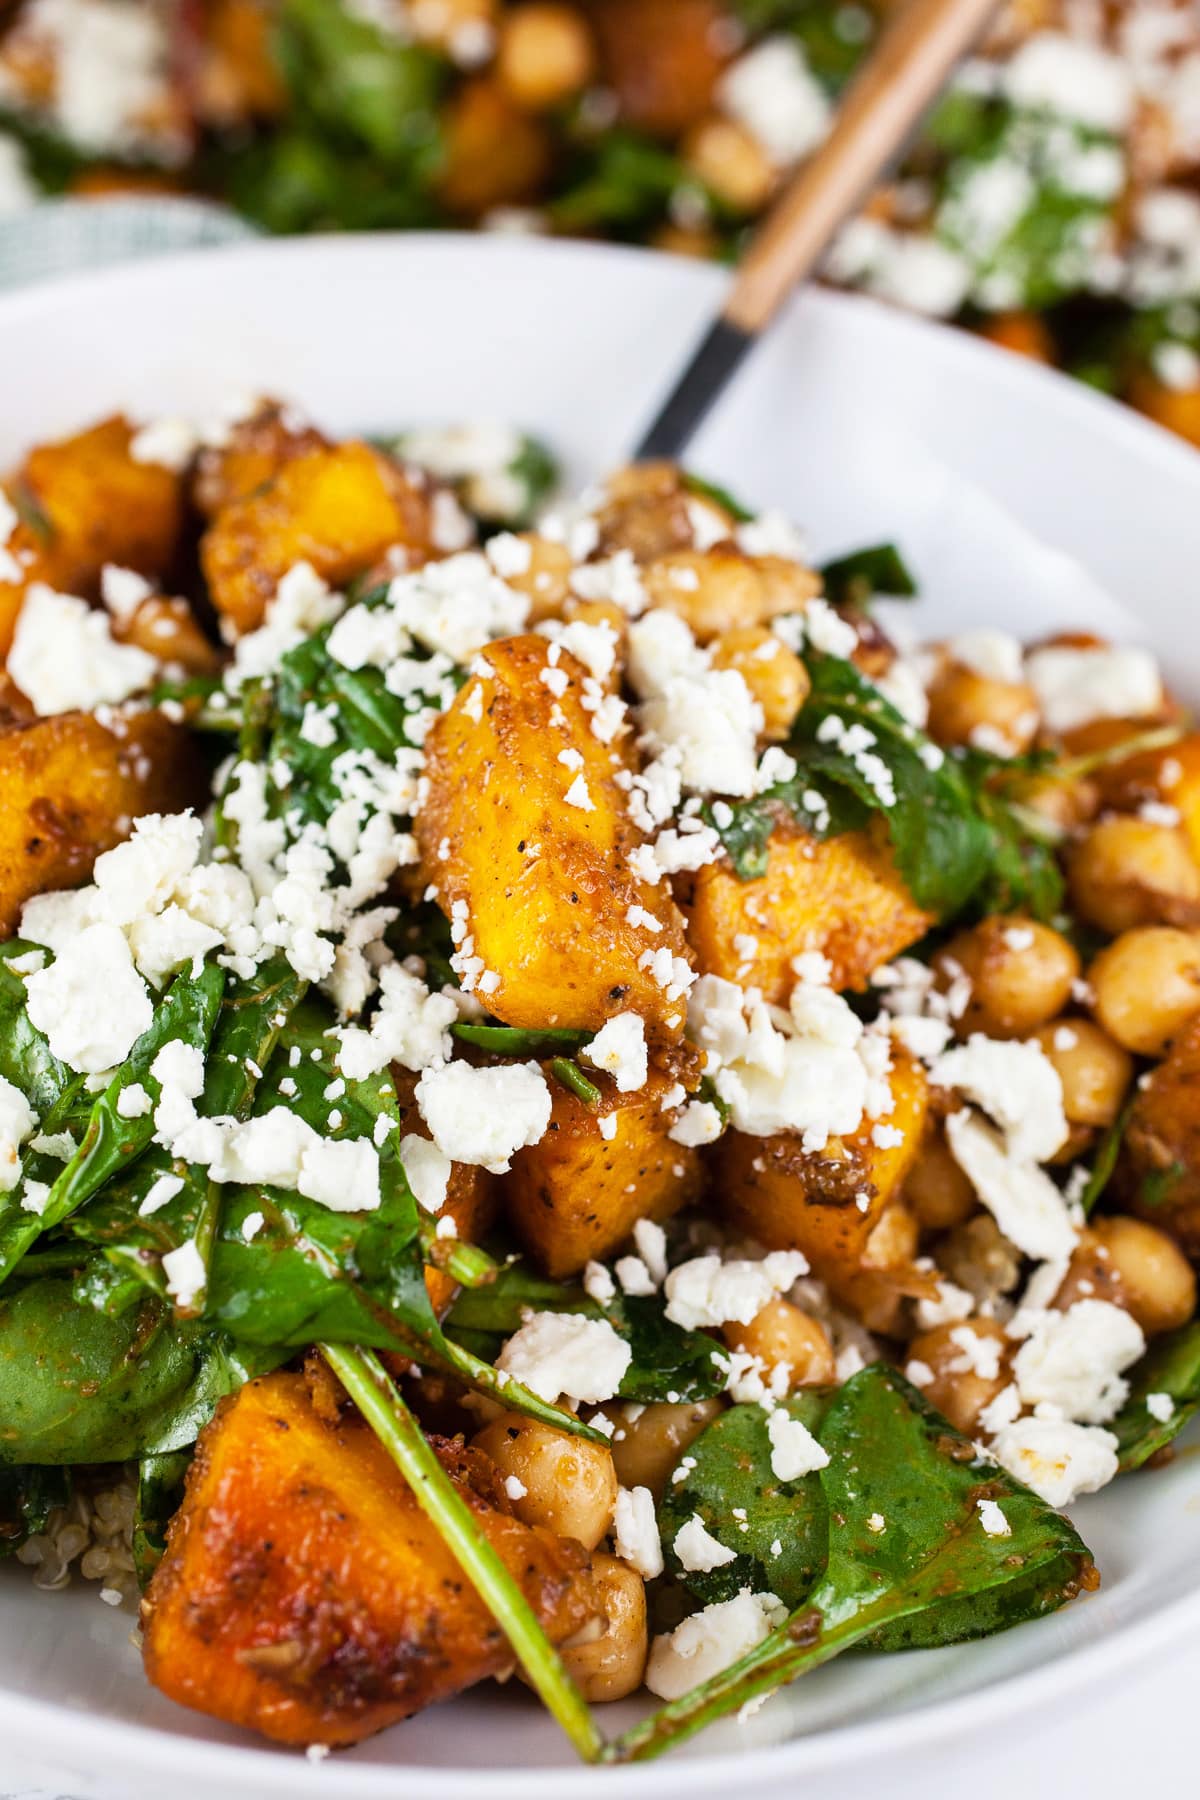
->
819 543 917 610
132 1450 190 1588
681 471 755 523
0 1462 71 1556
608 1366 1094 1762
1111 1324 1200 1472
0 941 82 1116
275 0 446 163
550 131 695 233
791 653 994 916
657 1397 828 1605
1077 1097 1134 1218
0 1278 201 1465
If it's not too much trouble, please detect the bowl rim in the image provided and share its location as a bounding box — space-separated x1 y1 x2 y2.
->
1 229 1198 1793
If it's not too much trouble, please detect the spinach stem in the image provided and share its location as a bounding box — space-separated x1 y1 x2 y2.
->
416 1215 498 1288
321 1342 605 1765
549 1058 601 1108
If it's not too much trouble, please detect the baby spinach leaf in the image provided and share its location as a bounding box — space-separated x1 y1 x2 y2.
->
657 1396 828 1606
608 1365 1094 1763
1077 1096 1134 1219
792 653 993 917
819 543 917 610
202 956 309 1122
1112 1323 1200 1472
0 941 81 1116
0 1278 201 1465
132 1450 190 1589
681 471 755 524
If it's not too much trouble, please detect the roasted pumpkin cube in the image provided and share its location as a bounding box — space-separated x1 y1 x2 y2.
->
1121 1015 1200 1257
142 1371 597 1748
688 825 931 1000
713 1047 929 1286
0 415 184 656
200 441 439 635
191 400 328 519
505 1066 704 1278
0 706 204 935
417 635 692 1037
591 0 730 135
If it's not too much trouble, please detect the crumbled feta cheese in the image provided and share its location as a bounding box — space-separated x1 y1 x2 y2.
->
1012 1299 1145 1425
944 1109 1077 1262
664 1250 808 1331
1025 644 1163 734
718 36 831 164
1003 33 1134 133
495 1311 632 1405
25 923 152 1074
766 1408 829 1481
950 630 1024 685
989 1417 1119 1507
1146 1391 1174 1424
416 1059 551 1172
614 1485 664 1579
582 1014 648 1094
668 1099 724 1147
297 1136 382 1213
633 1218 668 1286
0 1075 35 1192
583 1259 617 1305
639 667 763 800
138 1172 184 1216
161 1238 206 1309
645 1590 787 1700
399 1132 453 1212
674 1514 738 1572
976 1498 1011 1537
9 585 157 714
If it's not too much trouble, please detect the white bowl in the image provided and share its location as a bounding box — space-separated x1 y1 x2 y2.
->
1 235 1199 1800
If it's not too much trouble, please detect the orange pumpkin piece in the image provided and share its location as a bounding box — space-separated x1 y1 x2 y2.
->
200 441 439 635
0 704 204 937
142 1371 598 1748
688 825 931 1000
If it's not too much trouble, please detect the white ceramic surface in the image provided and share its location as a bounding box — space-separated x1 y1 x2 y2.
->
1 235 1199 1800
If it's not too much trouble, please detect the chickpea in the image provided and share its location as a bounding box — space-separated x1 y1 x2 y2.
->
905 1318 1011 1436
710 626 809 739
436 79 550 217
722 1297 835 1389
642 549 757 641
682 115 775 213
1018 771 1100 834
472 1412 617 1548
754 555 823 619
610 1397 723 1500
411 0 497 56
1089 926 1200 1055
864 1201 919 1268
904 1127 977 1231
937 915 1080 1039
926 663 1039 757
1029 1018 1132 1128
498 531 573 619
1068 816 1200 935
496 3 595 110
1055 1216 1196 1337
650 224 720 260
558 1554 648 1702
114 595 221 675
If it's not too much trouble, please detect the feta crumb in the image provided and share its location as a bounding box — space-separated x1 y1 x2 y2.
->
583 1259 617 1305
398 1132 453 1212
989 1417 1119 1507
614 1485 665 1579
1146 1391 1174 1424
664 1251 807 1330
242 1210 265 1242
674 1514 738 1572
582 1013 648 1093
645 1590 787 1700
932 1034 1067 1164
1025 643 1163 734
633 1219 668 1286
944 1109 1077 1262
161 1238 206 1309
495 1311 632 1406
416 1059 551 1172
977 1497 1011 1537
766 1408 830 1481
25 924 152 1075
0 1075 35 1193
9 585 157 714
1011 1299 1145 1425
668 1099 723 1147
138 1173 184 1216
